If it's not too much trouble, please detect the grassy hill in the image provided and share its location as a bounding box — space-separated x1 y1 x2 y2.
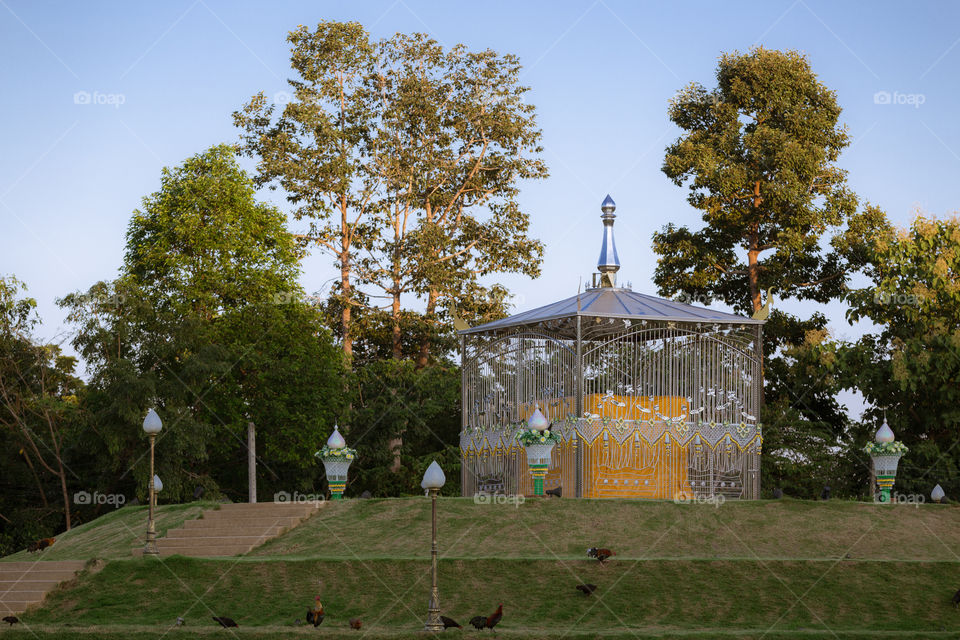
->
4 498 960 639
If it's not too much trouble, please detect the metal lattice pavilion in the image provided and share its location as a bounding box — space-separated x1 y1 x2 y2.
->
459 196 765 499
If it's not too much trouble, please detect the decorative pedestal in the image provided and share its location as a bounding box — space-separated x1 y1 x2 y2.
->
322 457 351 500
525 443 555 496
872 453 903 503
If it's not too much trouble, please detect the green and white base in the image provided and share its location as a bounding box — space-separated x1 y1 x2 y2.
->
876 474 896 503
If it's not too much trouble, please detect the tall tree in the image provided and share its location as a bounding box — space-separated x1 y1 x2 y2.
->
234 22 377 360
653 47 888 495
655 47 875 315
62 145 346 501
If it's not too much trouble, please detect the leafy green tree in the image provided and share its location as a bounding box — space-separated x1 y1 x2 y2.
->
0 276 83 531
62 145 346 502
653 47 889 496
844 213 960 497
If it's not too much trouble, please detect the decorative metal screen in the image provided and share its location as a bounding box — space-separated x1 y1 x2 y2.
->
461 315 763 499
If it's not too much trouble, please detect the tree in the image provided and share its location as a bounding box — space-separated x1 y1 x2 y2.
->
654 47 889 496
843 213 960 497
0 277 83 530
62 145 346 502
234 22 547 364
234 22 377 360
655 47 878 315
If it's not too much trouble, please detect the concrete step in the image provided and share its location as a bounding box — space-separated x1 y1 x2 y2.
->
215 501 321 511
0 561 85 571
0 591 47 603
165 526 286 539
0 561 85 615
183 516 303 528
159 536 271 546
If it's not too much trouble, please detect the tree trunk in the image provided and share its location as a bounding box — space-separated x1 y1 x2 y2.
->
340 197 353 360
748 180 763 313
19 448 49 508
57 461 71 530
416 289 438 369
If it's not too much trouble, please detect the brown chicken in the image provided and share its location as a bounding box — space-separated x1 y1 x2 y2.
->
27 537 55 553
349 618 362 630
3 616 20 626
306 596 324 628
486 604 503 630
586 547 615 564
576 583 597 595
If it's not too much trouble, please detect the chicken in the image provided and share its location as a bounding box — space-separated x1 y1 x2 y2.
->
545 486 562 498
27 537 55 553
469 616 487 630
486 604 503 630
176 616 184 626
953 589 960 608
211 616 238 628
349 617 362 630
586 547 616 564
306 596 325 627
440 615 462 629
576 583 597 595
3 616 20 626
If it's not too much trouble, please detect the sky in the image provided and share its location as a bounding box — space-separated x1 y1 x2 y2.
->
2 1 959 414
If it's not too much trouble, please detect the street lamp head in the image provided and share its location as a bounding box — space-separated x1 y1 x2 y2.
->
327 424 347 449
143 409 162 434
875 420 895 443
932 484 946 502
153 475 163 492
527 405 550 432
421 460 446 490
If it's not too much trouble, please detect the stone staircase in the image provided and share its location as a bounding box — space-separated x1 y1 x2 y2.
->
134 502 322 558
0 560 86 615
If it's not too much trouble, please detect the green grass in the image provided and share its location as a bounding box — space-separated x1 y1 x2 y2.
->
0 502 217 561
6 498 960 639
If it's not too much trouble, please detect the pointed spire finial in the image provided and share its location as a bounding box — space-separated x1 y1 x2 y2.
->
597 194 620 286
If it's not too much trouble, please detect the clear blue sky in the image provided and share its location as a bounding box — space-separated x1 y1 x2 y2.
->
2 0 958 390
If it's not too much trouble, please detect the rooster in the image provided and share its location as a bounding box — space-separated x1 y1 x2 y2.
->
27 537 55 553
211 616 238 628
349 618 362 630
306 596 324 627
440 615 462 629
3 616 19 626
485 604 503 630
576 583 597 595
587 547 615 564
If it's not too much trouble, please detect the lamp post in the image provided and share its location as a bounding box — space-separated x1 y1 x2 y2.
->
142 409 162 556
864 418 907 503
519 406 557 497
422 461 446 632
316 425 355 500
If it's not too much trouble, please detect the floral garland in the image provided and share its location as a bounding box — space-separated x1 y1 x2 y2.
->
863 440 908 455
315 445 357 460
516 428 560 446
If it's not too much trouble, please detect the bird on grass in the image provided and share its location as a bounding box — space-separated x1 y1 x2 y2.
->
3 616 19 626
440 615 462 629
212 616 238 628
587 547 616 564
27 537 55 553
175 616 184 626
952 589 960 608
486 604 503 631
545 486 562 498
469 616 487 630
306 596 325 627
576 584 597 596
349 618 363 630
